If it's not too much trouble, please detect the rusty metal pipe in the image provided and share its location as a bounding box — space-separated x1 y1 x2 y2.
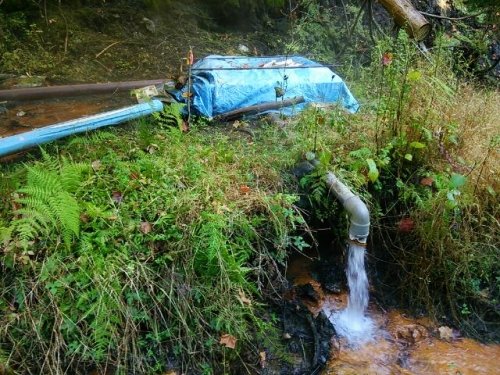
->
0 79 174 102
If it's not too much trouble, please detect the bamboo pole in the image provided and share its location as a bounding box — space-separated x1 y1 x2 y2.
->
378 0 431 41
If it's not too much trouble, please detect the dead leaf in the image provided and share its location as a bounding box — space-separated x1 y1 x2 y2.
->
259 351 266 368
146 144 159 154
238 289 252 305
420 177 434 186
181 120 189 133
398 217 415 233
111 191 123 204
239 185 251 194
140 221 152 234
219 333 237 349
91 160 102 171
438 326 453 341
316 114 325 125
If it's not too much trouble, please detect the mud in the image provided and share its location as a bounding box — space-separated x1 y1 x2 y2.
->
0 94 133 138
286 252 500 375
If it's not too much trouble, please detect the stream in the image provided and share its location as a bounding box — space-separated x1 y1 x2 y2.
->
0 94 132 139
287 248 500 375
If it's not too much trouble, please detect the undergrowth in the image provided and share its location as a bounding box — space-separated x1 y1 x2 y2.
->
0 123 309 374
298 31 499 340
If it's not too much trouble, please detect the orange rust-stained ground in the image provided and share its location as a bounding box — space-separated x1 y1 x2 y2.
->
286 254 500 375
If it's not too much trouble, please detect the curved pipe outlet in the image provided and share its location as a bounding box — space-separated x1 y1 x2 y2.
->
325 172 370 244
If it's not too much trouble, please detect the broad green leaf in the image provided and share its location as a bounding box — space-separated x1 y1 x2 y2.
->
486 186 496 196
450 173 466 189
410 141 426 149
407 70 422 81
366 158 379 183
405 153 413 161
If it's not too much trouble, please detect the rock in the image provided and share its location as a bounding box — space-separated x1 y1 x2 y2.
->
238 44 250 54
296 283 321 303
13 75 46 88
292 161 315 179
438 325 454 341
142 17 156 33
396 324 428 344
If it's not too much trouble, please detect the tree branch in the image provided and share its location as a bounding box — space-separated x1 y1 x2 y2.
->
419 10 486 21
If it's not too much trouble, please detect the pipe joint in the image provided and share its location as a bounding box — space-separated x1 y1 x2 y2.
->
325 171 370 244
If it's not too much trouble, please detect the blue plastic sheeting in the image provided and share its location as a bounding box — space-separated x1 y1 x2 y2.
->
176 55 359 118
0 99 163 157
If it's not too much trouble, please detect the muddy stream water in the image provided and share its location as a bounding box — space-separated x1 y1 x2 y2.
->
0 94 133 139
287 249 500 375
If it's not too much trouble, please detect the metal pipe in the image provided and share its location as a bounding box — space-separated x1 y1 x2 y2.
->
0 99 164 157
0 79 173 102
325 172 370 244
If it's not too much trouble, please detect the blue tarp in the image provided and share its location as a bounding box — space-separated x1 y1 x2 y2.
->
176 55 359 118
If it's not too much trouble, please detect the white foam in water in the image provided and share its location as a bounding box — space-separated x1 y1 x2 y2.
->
327 243 375 346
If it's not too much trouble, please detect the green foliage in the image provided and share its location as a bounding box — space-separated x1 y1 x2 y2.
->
5 151 87 251
205 0 285 21
0 121 305 373
152 102 185 130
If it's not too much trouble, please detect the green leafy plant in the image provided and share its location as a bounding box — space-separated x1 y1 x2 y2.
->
6 151 87 251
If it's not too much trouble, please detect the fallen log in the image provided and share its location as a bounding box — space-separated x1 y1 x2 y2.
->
378 0 431 41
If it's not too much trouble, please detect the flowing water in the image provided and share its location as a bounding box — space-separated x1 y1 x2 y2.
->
327 243 374 346
287 251 500 375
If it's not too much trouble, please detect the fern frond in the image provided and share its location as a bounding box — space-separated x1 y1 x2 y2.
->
10 157 84 250
15 206 55 230
59 162 88 193
49 192 80 237
40 147 59 171
14 218 40 245
25 167 60 194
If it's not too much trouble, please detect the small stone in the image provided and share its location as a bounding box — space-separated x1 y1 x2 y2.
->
16 110 26 117
238 44 250 54
283 332 292 339
438 326 453 341
142 17 156 33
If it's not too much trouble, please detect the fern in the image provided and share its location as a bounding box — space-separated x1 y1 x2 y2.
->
10 152 88 250
153 102 185 129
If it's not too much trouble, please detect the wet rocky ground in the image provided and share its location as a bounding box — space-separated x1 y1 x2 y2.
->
285 250 500 375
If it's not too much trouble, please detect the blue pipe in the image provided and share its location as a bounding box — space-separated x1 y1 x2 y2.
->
0 99 164 157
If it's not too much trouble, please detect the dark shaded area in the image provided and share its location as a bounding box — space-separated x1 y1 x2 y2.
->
276 299 335 375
